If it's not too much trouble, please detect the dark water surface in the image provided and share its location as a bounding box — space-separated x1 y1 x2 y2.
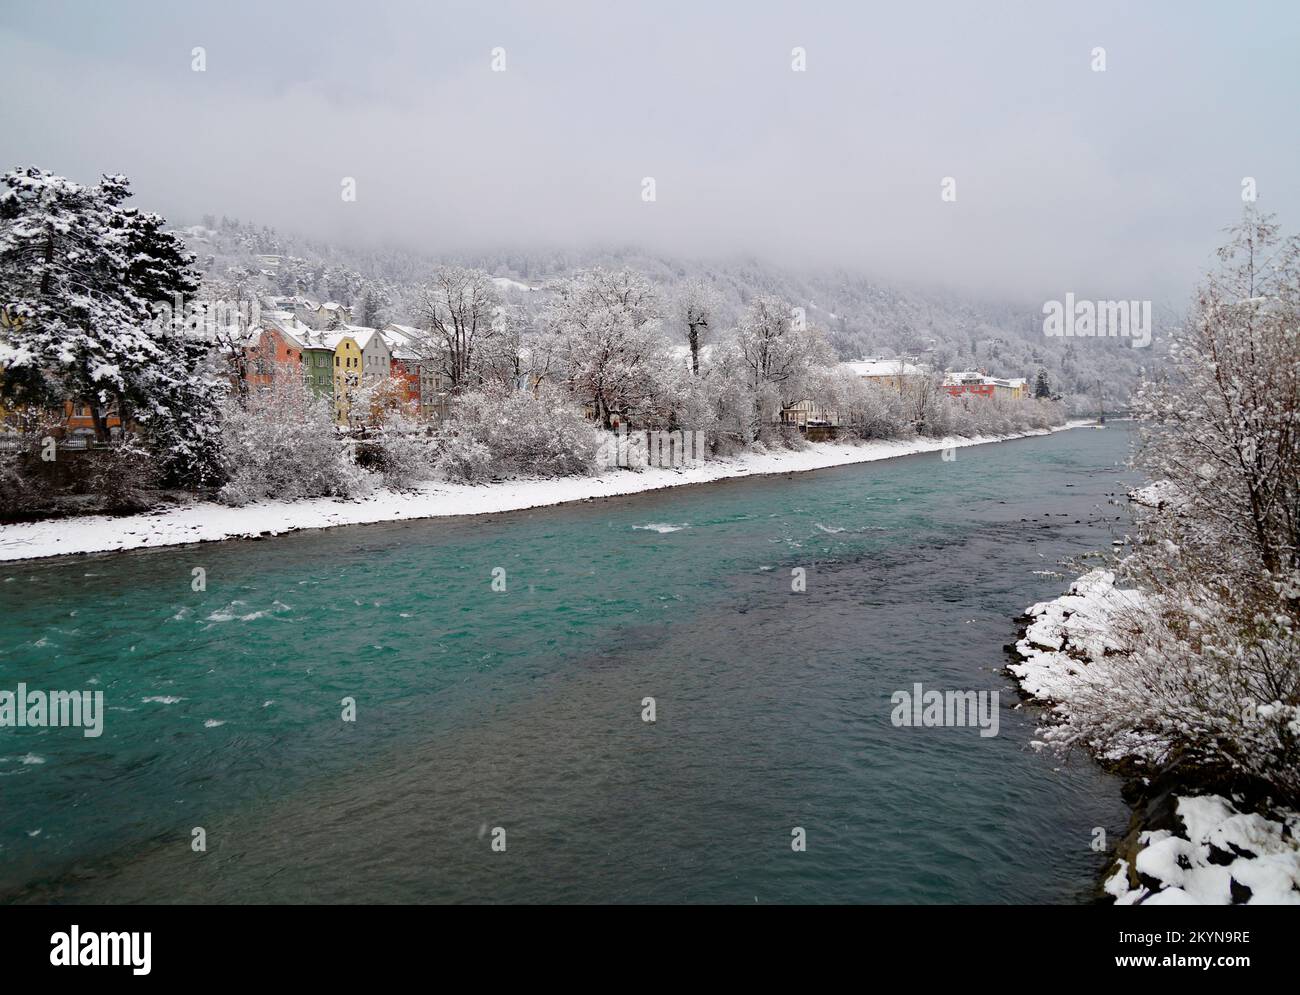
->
1 426 1137 903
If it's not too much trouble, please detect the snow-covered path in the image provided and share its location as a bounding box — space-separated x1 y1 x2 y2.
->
0 423 1089 563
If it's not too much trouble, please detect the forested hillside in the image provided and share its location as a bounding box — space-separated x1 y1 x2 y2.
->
186 215 1163 415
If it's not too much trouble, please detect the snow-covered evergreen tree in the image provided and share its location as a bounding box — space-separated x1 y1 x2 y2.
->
1034 367 1052 399
0 167 223 485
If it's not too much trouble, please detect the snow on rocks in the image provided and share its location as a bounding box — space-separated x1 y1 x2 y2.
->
1127 479 1183 511
1012 570 1300 904
1009 568 1169 765
1008 569 1141 702
1108 794 1300 905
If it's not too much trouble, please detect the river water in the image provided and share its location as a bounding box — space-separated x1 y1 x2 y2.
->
1 425 1137 903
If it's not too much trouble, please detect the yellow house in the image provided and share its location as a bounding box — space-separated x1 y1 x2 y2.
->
324 333 363 426
990 377 1029 401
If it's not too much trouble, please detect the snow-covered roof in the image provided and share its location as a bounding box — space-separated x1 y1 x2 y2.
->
384 323 424 338
381 324 426 360
492 276 539 293
318 330 356 350
844 359 925 378
340 324 386 351
266 314 330 350
943 371 1029 388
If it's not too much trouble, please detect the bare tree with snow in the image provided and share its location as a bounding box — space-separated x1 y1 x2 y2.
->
543 268 669 429
409 267 502 394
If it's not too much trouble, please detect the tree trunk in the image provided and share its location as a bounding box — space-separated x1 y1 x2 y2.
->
88 401 110 444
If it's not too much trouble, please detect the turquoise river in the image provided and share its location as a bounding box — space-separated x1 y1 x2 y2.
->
0 424 1137 903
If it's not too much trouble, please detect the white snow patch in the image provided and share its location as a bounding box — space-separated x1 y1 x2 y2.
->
1110 795 1300 905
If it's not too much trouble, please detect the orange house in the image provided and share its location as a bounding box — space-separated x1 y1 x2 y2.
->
62 400 123 437
247 326 306 388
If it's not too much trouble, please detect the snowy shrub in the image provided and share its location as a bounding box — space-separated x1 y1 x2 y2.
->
80 438 159 513
355 408 439 489
435 437 494 483
1035 575 1300 804
1028 213 1300 805
940 395 1062 439
218 375 373 505
0 457 39 518
921 393 960 438
437 387 602 482
756 421 807 450
808 368 911 442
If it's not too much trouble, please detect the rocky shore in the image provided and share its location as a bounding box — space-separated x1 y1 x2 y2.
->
1006 570 1300 905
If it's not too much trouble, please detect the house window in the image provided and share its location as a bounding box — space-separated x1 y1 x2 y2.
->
335 355 340 367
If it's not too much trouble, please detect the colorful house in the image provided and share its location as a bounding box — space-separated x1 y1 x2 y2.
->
300 338 335 398
943 371 996 399
323 332 364 426
61 400 124 441
247 323 305 390
995 377 1029 401
345 325 392 382
383 323 451 420
942 371 1029 401
381 328 423 412
262 313 334 398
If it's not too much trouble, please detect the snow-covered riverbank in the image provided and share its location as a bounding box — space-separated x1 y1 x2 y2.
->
1105 794 1300 905
1009 569 1300 905
0 422 1089 563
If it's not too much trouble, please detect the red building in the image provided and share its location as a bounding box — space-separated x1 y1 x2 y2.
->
942 370 993 399
389 357 422 410
943 381 995 399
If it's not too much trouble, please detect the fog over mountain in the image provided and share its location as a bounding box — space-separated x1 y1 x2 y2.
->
183 216 1154 414
3 0 1297 306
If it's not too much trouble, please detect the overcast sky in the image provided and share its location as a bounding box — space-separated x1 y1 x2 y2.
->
2 0 1296 303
